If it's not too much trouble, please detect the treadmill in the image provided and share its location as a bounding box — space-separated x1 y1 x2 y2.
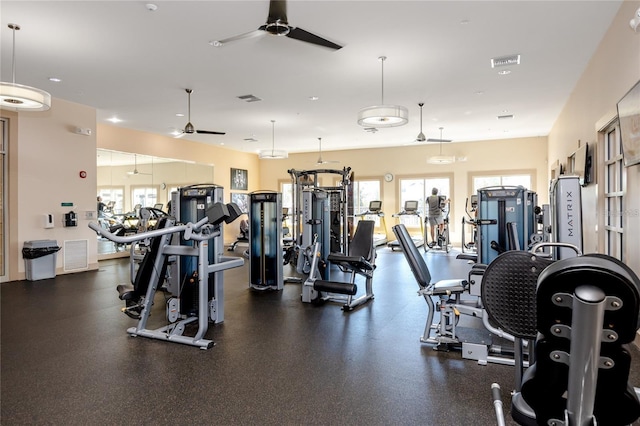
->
387 200 424 251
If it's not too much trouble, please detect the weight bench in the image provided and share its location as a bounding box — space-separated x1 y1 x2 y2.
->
309 220 376 311
490 253 640 425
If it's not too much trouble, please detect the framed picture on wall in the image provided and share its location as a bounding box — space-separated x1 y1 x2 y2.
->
231 193 249 213
230 168 248 190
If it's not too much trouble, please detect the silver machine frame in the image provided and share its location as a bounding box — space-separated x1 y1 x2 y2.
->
89 216 244 349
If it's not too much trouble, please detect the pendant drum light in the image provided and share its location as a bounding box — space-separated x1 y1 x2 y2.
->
259 120 288 159
427 127 455 165
357 56 408 128
0 24 52 111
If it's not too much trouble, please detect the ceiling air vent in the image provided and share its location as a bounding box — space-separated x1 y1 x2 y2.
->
237 94 262 102
497 114 514 120
243 137 258 142
491 54 521 68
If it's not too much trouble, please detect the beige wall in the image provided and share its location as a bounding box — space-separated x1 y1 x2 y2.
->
259 136 549 245
548 0 640 273
2 99 99 280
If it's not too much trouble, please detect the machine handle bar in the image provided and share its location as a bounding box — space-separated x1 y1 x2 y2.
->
530 242 583 256
88 218 218 245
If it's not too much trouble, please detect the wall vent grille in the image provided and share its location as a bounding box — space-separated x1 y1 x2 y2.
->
491 55 521 68
64 239 88 271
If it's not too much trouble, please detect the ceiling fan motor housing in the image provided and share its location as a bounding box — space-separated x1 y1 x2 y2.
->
265 21 290 36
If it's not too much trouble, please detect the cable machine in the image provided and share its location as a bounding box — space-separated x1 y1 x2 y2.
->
288 168 353 280
248 190 283 290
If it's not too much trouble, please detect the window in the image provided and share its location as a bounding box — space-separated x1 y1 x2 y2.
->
97 186 124 214
603 124 624 261
471 173 532 194
280 181 294 233
131 186 158 209
352 179 382 227
398 176 451 229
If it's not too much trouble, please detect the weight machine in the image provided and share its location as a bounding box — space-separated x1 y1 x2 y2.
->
302 220 376 310
287 168 353 281
476 186 540 265
89 197 245 349
248 191 283 290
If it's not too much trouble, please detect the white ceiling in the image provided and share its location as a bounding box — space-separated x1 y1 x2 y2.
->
0 1 625 155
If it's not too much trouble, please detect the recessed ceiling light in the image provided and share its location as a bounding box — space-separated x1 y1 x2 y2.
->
48 77 61 83
497 70 511 75
145 3 158 12
475 91 484 95
106 117 122 123
309 96 319 101
176 113 184 117
460 19 470 25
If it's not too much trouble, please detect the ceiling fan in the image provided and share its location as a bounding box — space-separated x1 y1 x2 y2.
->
127 154 152 176
175 89 225 138
427 127 453 143
316 137 339 165
211 0 343 50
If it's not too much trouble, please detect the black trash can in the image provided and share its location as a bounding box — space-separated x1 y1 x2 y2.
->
22 240 61 281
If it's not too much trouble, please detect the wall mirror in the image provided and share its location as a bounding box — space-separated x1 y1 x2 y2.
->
96 149 214 258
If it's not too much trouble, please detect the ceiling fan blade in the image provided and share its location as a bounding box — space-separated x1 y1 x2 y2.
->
196 130 226 135
213 29 265 46
287 27 342 50
426 138 452 143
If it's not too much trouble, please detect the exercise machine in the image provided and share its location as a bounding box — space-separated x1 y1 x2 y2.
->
476 186 539 264
387 200 424 251
227 216 249 252
490 252 640 425
393 223 581 366
88 201 245 349
354 200 387 246
460 195 478 254
288 168 353 280
548 175 583 259
425 196 450 253
302 220 376 310
248 190 283 290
